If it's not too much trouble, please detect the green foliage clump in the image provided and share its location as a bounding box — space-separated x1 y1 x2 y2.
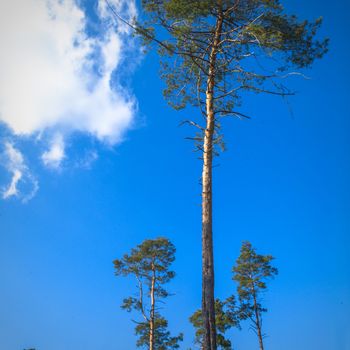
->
189 296 244 350
135 316 183 350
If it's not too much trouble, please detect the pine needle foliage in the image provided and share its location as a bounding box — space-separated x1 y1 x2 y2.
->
138 0 328 135
189 296 244 350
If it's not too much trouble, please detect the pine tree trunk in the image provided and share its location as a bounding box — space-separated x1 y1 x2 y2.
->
149 267 155 350
253 293 264 350
202 102 216 350
201 3 223 350
257 325 264 350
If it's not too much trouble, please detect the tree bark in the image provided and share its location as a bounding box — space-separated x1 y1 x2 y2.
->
149 265 155 350
201 3 223 350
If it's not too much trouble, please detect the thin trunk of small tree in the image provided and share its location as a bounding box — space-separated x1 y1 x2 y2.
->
201 3 223 350
149 264 155 350
253 291 264 350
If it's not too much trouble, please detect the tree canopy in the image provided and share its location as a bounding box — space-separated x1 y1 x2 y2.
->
138 0 328 125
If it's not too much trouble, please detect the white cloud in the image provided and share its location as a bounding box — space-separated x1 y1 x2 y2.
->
0 0 138 145
42 133 65 169
0 0 139 201
1 142 38 202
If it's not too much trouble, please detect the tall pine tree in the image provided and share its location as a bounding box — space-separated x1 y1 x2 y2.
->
107 1 328 349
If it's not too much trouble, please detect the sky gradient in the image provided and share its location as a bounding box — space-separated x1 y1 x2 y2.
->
0 1 349 350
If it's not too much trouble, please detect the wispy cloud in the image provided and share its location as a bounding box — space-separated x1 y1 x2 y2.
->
1 142 39 202
42 133 65 169
0 0 139 200
3 169 22 199
76 150 99 170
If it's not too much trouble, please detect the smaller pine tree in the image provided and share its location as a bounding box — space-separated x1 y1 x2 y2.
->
114 237 183 350
233 242 278 350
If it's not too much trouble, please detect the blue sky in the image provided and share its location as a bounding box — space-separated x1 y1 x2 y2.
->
0 1 349 350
